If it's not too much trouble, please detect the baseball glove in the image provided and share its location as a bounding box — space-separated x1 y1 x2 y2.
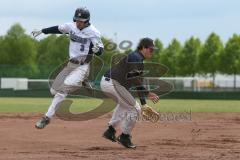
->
141 104 159 122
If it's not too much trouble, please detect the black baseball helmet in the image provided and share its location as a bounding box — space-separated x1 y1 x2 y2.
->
73 7 90 22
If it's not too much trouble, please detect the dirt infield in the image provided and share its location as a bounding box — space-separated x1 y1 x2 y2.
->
0 113 240 160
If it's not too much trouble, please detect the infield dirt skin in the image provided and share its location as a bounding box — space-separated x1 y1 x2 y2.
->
0 113 240 160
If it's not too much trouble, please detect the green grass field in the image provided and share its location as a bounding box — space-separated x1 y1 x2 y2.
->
0 98 239 113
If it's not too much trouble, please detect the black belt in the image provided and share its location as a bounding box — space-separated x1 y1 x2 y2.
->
69 59 85 65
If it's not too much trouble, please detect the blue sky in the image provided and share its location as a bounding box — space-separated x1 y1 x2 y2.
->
0 0 240 47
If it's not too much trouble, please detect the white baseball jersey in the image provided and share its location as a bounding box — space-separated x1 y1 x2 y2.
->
58 22 103 59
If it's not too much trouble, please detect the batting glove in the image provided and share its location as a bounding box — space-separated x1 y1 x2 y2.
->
92 43 101 53
32 30 42 38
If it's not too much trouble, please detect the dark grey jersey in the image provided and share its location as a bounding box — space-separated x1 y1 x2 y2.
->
104 51 148 105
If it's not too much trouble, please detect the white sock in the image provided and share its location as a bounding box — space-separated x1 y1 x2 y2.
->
45 93 66 118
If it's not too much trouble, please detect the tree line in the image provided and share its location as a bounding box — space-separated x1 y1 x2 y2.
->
0 23 240 83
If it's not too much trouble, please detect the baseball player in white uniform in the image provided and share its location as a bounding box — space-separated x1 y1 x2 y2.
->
32 7 104 129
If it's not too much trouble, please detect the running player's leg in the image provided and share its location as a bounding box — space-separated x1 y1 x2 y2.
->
36 64 89 129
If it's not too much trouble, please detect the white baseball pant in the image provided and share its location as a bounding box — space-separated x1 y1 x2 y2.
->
100 76 141 135
45 62 90 118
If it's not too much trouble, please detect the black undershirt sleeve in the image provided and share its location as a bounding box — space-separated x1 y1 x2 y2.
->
42 26 62 34
140 98 147 105
136 85 148 105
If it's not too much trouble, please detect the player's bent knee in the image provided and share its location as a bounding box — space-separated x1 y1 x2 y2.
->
64 79 82 87
50 88 57 95
64 79 73 86
61 83 81 95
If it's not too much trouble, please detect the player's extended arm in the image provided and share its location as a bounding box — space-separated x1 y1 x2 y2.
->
134 79 159 122
134 78 159 104
32 26 62 38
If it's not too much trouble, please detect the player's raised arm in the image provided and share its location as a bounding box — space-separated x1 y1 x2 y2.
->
91 39 104 56
32 25 63 38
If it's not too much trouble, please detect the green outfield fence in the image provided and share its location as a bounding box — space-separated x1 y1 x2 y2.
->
0 73 240 99
0 89 240 100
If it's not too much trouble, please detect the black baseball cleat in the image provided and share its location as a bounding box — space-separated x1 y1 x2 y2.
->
117 133 136 149
102 125 117 142
35 116 50 129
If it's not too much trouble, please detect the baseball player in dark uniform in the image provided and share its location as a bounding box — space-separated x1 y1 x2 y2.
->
101 38 159 149
32 7 104 129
